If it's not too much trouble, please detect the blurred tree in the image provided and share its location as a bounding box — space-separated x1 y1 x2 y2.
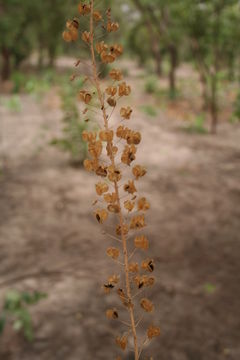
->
185 0 240 133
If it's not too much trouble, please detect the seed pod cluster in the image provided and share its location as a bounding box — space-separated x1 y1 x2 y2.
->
63 1 160 358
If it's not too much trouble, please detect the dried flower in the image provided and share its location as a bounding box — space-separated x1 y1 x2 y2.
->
134 275 155 288
107 247 120 260
147 325 160 339
134 235 149 250
106 86 117 96
140 298 154 313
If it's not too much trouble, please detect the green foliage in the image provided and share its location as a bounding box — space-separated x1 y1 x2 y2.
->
2 96 22 112
51 79 88 165
204 283 216 295
144 76 159 94
0 290 47 341
186 114 207 134
140 105 158 117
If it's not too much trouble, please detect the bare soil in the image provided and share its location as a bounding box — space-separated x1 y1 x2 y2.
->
0 63 240 360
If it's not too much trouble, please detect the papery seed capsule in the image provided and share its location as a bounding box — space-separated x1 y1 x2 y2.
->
130 214 146 229
129 262 139 273
107 247 120 259
124 180 137 194
120 107 133 120
147 325 160 339
93 10 102 21
133 165 147 180
115 335 128 350
109 69 123 81
138 197 150 211
116 224 129 236
96 165 108 177
95 209 108 224
107 204 120 213
107 97 116 107
81 31 90 43
142 259 155 272
124 200 135 212
95 182 109 196
140 298 154 312
106 308 118 319
62 31 72 42
134 235 149 250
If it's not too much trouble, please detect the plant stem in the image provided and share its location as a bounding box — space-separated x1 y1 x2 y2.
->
89 2 139 358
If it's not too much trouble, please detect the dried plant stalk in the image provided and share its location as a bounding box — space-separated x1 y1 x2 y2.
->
63 2 160 359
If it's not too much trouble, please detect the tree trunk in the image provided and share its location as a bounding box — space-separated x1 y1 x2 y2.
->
169 45 178 98
1 47 11 81
210 74 218 134
199 72 209 111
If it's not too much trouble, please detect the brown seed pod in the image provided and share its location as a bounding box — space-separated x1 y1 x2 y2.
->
133 165 147 180
116 224 129 236
147 325 160 339
107 97 117 107
124 200 135 212
115 335 128 350
106 308 119 319
95 209 108 224
124 180 137 194
128 262 139 273
78 90 92 104
107 247 120 260
120 107 133 120
95 182 109 196
81 31 91 43
142 259 155 272
140 298 154 312
107 204 120 213
134 235 149 250
109 69 123 81
130 214 146 229
138 197 150 211
78 3 91 15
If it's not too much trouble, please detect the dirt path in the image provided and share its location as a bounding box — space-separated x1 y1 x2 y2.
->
0 68 240 360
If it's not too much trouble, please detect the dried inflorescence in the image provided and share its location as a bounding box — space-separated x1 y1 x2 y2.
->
63 2 160 359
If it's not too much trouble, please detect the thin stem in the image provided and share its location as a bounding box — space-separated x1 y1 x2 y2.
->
89 2 139 359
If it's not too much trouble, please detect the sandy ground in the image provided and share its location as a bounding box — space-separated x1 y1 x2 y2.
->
0 64 240 360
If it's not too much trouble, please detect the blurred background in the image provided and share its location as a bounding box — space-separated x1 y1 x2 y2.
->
0 0 240 359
